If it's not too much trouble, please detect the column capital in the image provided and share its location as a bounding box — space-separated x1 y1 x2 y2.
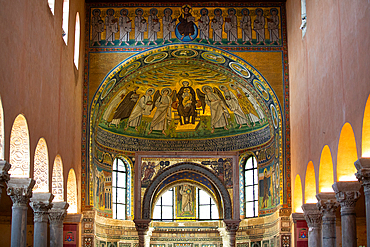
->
0 160 11 184
316 192 339 216
302 203 322 228
30 192 54 223
134 219 151 234
355 157 370 193
224 219 241 232
49 201 69 225
290 212 304 223
332 181 361 214
7 178 35 206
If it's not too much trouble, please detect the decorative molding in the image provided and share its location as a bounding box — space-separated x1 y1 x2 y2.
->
316 192 338 218
30 192 54 223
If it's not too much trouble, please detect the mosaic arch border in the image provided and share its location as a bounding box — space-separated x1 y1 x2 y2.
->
82 2 290 210
141 162 232 220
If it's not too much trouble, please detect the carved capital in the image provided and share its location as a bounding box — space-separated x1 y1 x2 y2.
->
332 181 361 214
0 160 11 184
6 178 35 206
30 193 54 223
316 192 339 218
48 201 69 225
302 203 322 228
224 219 241 233
134 219 151 234
355 158 370 194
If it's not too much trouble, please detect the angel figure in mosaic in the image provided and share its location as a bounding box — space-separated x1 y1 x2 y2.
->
148 88 176 136
197 86 230 134
118 9 132 46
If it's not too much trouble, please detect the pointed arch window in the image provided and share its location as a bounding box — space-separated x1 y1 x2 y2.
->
112 157 129 220
33 138 49 192
74 13 80 69
244 156 258 217
52 155 64 202
0 97 4 160
62 0 70 44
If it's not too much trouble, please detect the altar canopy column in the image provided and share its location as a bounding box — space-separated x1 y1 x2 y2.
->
302 203 322 247
332 181 361 247
134 219 151 247
224 219 240 247
29 193 54 247
7 178 35 247
355 157 370 247
316 192 339 247
0 160 10 200
49 201 69 247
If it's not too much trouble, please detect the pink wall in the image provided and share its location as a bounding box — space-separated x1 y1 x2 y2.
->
286 0 370 199
0 0 85 210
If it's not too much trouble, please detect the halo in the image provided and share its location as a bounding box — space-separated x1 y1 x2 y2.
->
219 85 227 91
270 8 279 15
135 8 144 15
200 8 209 15
214 8 222 15
228 8 236 15
92 9 101 16
106 9 115 15
161 88 172 95
146 88 155 95
229 83 237 89
164 8 173 15
182 5 192 13
202 85 212 93
180 79 192 87
255 8 263 15
241 8 250 15
150 8 158 15
120 9 128 16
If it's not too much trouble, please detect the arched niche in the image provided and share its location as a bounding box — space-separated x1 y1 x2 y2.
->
362 94 370 157
318 145 334 192
33 138 49 192
67 168 78 213
337 122 358 181
141 162 232 220
9 114 30 178
293 174 303 213
52 155 64 202
304 161 316 203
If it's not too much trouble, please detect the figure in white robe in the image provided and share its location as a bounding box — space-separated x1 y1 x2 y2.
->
254 9 265 45
105 9 118 45
118 9 132 46
232 83 260 125
267 8 279 44
198 8 210 44
240 9 252 45
211 9 223 45
92 9 104 45
125 88 154 131
148 8 160 45
220 85 247 128
162 8 175 44
203 86 229 133
148 88 172 136
134 8 146 45
225 8 238 45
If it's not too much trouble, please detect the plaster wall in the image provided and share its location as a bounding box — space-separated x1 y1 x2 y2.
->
286 0 370 200
0 0 85 211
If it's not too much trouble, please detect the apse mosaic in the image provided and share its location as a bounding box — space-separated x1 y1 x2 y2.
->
89 5 282 48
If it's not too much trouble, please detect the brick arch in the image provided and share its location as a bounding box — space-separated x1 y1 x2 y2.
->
142 162 232 220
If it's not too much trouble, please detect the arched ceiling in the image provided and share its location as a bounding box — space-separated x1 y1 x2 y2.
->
90 44 281 152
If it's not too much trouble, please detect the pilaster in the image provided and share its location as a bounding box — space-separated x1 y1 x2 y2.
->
6 177 35 247
49 201 69 247
316 192 338 247
332 181 361 247
302 203 322 247
0 160 11 200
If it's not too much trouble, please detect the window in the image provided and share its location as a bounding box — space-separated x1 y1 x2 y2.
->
74 13 80 69
112 158 128 220
52 155 64 202
244 156 258 217
197 188 218 220
300 0 307 37
33 138 49 192
0 96 4 160
67 168 78 213
48 0 55 15
62 0 70 43
153 188 174 221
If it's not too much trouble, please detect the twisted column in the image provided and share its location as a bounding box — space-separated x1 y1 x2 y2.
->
0 160 11 200
30 193 54 247
355 157 370 247
316 192 339 247
332 181 361 247
7 178 35 247
302 203 322 247
49 201 69 247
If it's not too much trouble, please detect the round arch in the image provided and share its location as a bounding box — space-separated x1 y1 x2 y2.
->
142 162 232 220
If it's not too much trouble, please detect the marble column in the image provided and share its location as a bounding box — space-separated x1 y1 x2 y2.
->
302 203 322 247
355 157 370 247
224 219 240 247
134 219 151 247
316 192 339 247
332 181 361 247
48 201 69 247
0 160 11 200
6 177 35 247
29 193 54 247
